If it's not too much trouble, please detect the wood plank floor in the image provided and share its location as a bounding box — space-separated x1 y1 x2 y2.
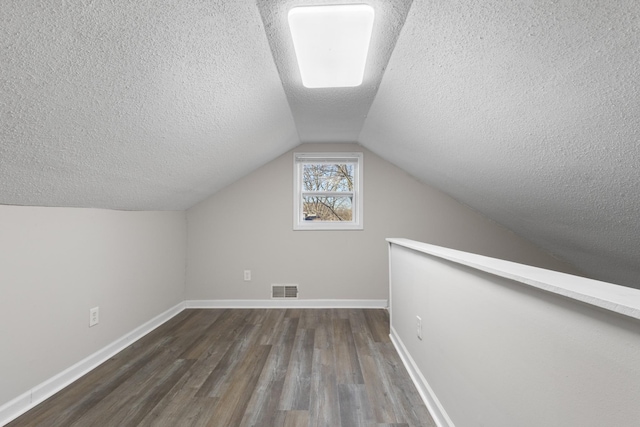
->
8 309 436 427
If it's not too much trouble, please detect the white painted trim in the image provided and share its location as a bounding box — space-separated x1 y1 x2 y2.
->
387 241 394 327
0 302 185 427
185 299 387 309
387 238 640 320
389 326 455 427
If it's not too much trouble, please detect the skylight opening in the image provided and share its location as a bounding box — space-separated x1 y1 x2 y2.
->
288 4 375 89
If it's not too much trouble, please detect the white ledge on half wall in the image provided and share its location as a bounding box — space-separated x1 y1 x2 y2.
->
386 238 640 321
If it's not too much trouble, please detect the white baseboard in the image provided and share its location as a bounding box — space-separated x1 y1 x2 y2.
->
185 299 388 309
0 302 186 427
389 326 455 427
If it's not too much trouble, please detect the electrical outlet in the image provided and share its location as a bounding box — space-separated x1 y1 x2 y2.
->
90 307 99 327
416 316 422 340
243 270 251 281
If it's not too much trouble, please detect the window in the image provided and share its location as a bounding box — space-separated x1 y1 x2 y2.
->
293 152 363 230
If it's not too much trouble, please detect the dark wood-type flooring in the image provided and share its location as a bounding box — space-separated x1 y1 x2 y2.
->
8 309 435 427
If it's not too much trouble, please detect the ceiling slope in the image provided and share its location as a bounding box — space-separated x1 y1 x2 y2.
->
0 0 298 210
360 0 640 287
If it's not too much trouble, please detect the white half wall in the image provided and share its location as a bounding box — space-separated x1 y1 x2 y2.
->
0 206 187 408
186 143 580 301
388 240 640 427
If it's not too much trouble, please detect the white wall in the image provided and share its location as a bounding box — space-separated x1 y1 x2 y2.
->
0 206 186 407
389 243 640 426
186 143 580 301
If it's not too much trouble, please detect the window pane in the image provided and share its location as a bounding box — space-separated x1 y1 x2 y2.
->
302 196 352 221
303 163 354 192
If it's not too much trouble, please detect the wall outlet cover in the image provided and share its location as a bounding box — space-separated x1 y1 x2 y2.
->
90 307 99 327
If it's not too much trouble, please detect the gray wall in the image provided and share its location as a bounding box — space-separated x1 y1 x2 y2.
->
186 143 580 301
0 206 187 406
389 243 640 426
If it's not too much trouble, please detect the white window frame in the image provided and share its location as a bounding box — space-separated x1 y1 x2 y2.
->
293 152 363 230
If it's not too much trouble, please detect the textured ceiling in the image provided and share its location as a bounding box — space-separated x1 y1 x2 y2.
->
0 0 298 210
359 0 640 288
2 1 639 288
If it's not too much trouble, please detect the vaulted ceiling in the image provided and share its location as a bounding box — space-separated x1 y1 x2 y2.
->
1 1 639 288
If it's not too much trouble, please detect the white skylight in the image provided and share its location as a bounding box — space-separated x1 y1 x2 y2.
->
288 4 375 89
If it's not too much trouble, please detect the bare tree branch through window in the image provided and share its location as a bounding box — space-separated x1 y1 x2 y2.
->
302 164 353 221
